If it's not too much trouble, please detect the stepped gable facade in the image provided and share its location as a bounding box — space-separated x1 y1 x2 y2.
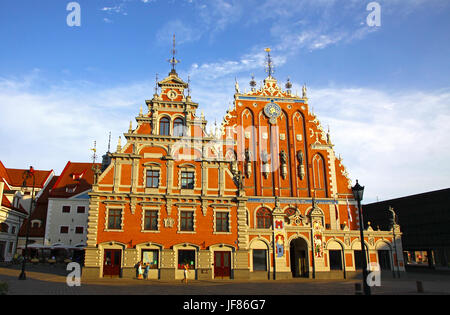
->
83 68 240 280
83 50 405 280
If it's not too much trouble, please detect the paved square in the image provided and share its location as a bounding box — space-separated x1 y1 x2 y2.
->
1 264 449 295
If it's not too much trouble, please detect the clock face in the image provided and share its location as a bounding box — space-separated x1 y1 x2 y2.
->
264 102 282 120
167 90 177 100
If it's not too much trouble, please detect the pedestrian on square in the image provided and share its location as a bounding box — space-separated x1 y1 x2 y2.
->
144 263 150 280
138 262 143 280
182 263 189 284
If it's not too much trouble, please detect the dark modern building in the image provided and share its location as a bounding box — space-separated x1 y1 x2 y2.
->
363 188 450 269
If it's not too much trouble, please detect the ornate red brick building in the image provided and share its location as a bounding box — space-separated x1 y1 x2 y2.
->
83 47 404 280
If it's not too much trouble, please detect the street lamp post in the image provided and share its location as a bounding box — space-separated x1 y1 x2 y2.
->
351 180 371 295
18 167 36 280
389 206 401 278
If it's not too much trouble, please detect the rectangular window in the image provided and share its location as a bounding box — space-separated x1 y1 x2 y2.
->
108 209 122 230
146 170 160 188
178 250 195 269
181 171 194 189
77 206 85 213
144 210 158 231
75 227 84 234
329 250 343 270
216 212 229 232
180 211 194 231
253 249 267 271
142 250 159 269
8 242 13 254
60 226 69 234
62 206 70 213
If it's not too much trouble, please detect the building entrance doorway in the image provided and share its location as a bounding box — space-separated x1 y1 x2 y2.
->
103 249 121 277
290 238 309 278
214 251 231 279
378 250 392 270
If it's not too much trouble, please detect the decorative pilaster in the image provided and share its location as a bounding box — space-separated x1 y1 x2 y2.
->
166 158 174 195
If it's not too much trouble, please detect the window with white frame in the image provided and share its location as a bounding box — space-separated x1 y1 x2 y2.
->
62 205 70 213
146 170 160 188
107 208 123 230
215 211 230 233
75 226 84 234
180 171 195 189
180 211 194 231
77 206 86 213
143 210 159 231
159 116 170 136
173 117 186 137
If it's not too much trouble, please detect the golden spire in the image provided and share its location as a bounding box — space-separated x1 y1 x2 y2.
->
264 48 274 78
90 141 97 164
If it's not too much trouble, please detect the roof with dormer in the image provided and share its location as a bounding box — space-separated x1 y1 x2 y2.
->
49 161 100 198
18 175 59 237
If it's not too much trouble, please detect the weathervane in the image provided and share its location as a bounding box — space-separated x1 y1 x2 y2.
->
107 132 111 153
168 34 180 72
91 140 102 184
249 73 257 88
264 48 274 77
91 141 98 164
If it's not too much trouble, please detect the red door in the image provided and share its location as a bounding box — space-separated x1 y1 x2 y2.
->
214 251 231 279
103 249 121 277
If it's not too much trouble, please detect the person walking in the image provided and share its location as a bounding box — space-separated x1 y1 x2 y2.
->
182 263 189 284
143 263 150 280
138 261 143 280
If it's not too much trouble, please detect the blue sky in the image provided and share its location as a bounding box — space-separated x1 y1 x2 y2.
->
0 0 449 202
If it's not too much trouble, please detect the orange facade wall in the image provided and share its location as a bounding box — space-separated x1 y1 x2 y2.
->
96 201 238 249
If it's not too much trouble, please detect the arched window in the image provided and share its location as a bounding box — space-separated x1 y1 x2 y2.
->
159 117 170 136
256 208 272 229
173 118 185 137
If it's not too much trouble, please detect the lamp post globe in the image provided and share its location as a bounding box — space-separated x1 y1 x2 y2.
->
351 180 371 295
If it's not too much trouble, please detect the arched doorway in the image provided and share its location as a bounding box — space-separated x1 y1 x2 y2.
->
290 238 309 278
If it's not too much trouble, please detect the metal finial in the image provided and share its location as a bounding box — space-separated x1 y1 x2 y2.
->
249 73 257 87
168 34 180 72
107 132 111 153
187 75 191 96
155 73 159 94
264 48 274 77
285 77 292 90
91 141 98 164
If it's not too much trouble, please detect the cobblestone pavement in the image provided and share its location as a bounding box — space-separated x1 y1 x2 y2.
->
1 264 450 295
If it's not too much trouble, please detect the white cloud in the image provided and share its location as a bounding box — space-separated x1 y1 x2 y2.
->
0 74 149 174
307 86 450 203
